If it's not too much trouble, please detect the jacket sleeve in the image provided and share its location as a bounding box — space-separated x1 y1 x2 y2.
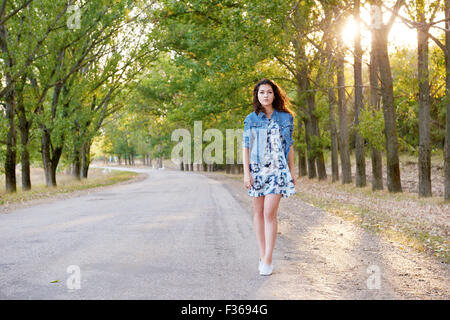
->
289 114 294 146
243 116 250 148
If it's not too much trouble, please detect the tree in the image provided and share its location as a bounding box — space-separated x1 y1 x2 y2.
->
0 0 69 192
370 0 404 193
381 0 448 198
368 4 384 191
353 0 367 187
336 16 353 184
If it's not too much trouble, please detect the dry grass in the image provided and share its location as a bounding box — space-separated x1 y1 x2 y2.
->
291 169 449 264
0 166 139 207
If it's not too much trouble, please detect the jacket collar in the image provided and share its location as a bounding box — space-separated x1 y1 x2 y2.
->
256 108 278 120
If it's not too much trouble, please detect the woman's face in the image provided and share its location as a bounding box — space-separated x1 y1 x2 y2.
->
258 84 274 108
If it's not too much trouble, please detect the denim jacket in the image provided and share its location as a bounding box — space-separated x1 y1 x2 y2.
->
242 109 294 164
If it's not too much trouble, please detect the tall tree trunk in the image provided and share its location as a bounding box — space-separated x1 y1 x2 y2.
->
297 71 323 180
72 147 81 180
323 17 340 183
51 147 63 186
309 59 327 180
445 0 450 200
296 117 308 176
417 2 432 197
72 121 81 180
372 3 402 193
158 143 162 168
16 78 32 191
328 85 340 183
41 134 64 187
18 124 31 191
336 36 352 184
375 31 402 193
369 6 384 191
294 36 324 180
41 128 56 187
304 117 317 179
0 24 17 193
81 139 91 179
4 83 17 193
313 110 327 180
354 0 366 187
41 125 64 187
297 84 316 178
41 52 66 188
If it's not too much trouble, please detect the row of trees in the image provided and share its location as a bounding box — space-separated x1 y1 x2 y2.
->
0 0 156 192
2 0 449 201
101 0 449 199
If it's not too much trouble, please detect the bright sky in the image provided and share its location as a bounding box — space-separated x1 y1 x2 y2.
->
341 2 445 53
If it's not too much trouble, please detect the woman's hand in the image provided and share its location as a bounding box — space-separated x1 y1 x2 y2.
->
287 148 296 186
244 173 253 189
290 170 296 186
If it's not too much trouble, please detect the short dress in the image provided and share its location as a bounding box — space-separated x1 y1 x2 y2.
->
248 118 296 198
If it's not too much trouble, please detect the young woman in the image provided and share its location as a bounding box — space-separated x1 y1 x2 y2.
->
242 78 296 276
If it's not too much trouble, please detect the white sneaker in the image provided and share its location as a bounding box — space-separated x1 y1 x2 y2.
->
259 263 273 276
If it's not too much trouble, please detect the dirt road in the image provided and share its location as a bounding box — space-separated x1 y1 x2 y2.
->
201 171 449 299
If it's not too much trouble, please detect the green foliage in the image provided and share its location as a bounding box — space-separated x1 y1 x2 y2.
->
0 0 156 187
357 106 385 152
391 44 446 150
1 0 449 199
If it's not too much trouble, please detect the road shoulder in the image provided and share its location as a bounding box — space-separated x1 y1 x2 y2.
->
0 169 147 215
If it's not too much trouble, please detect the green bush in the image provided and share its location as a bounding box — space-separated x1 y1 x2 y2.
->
356 106 385 152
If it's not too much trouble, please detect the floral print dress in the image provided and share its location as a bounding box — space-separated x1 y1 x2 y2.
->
248 118 296 198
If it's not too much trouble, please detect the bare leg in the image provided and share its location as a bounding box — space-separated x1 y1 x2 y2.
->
252 196 265 261
263 194 282 265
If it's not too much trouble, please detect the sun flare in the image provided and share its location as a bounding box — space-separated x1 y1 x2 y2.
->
341 15 418 50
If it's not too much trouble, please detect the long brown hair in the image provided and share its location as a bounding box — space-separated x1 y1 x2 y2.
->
252 78 295 118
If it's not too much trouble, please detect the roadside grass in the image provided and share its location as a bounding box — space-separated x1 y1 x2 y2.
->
331 178 446 206
293 189 449 264
291 150 449 264
0 168 140 206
